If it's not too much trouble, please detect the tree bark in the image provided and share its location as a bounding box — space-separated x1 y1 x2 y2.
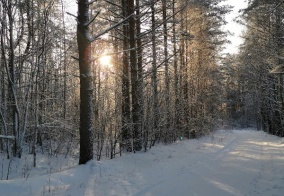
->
121 0 131 150
162 0 170 143
77 0 94 164
150 0 159 146
128 0 141 151
136 0 144 150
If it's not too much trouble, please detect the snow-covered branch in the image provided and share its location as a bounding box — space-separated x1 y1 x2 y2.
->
89 14 134 42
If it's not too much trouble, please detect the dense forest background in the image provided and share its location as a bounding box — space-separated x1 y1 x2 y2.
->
0 0 283 164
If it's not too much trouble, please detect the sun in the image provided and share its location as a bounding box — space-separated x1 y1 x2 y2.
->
99 55 112 67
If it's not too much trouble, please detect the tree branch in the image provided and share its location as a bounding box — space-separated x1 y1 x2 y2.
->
86 11 100 28
0 135 15 140
71 56 79 61
268 0 284 13
105 0 123 9
66 12 77 19
88 0 97 5
89 13 134 42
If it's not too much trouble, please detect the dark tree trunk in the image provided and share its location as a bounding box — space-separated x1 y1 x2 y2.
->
128 0 141 151
121 0 131 149
150 0 159 146
5 1 21 158
162 0 170 143
77 0 94 164
136 0 144 150
172 0 179 141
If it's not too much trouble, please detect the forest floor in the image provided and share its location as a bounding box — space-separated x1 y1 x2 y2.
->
1 129 284 196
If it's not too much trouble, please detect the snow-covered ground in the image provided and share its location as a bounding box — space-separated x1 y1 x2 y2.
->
1 129 284 196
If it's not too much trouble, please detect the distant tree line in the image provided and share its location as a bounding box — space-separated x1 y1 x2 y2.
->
223 0 284 137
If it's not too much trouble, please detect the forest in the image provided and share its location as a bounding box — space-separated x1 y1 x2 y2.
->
0 0 284 166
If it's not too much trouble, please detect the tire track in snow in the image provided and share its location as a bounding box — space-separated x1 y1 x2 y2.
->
213 135 240 161
249 139 264 196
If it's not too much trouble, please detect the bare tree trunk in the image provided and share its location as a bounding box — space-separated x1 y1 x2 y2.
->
77 0 94 164
60 0 67 121
150 0 159 147
0 6 9 158
121 0 131 150
136 0 144 150
162 0 170 143
5 0 21 158
172 0 179 140
128 0 141 151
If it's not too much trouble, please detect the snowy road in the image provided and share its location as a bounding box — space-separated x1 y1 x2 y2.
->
1 130 284 196
92 130 284 196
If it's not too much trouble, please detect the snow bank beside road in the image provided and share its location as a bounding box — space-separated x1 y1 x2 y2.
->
1 129 284 196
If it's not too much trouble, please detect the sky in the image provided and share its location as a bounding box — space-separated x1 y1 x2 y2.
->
221 0 248 54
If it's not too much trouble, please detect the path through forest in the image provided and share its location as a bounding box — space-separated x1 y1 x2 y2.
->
1 129 284 196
